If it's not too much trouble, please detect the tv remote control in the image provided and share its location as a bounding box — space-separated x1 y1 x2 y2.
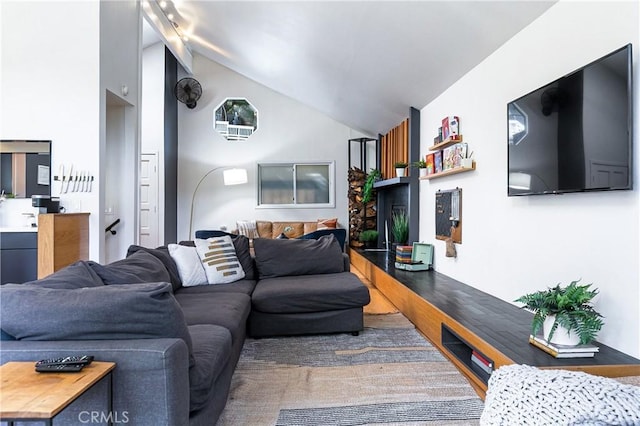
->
36 363 85 373
35 355 94 367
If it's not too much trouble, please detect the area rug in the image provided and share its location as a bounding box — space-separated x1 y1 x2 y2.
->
217 313 484 425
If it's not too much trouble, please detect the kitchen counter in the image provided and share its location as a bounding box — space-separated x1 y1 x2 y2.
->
0 227 38 233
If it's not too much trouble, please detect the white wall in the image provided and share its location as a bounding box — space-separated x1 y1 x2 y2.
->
178 54 368 241
1 1 101 258
142 42 166 245
420 1 640 356
1 0 141 262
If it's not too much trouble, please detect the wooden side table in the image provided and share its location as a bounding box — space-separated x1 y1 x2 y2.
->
0 361 115 425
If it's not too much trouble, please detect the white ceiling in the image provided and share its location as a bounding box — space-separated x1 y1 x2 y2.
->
144 1 556 136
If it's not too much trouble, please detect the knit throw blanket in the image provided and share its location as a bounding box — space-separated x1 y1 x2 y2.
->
480 364 640 425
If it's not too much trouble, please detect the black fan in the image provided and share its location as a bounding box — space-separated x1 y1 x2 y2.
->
174 77 202 109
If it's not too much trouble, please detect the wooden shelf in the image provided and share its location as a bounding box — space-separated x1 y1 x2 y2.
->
349 249 640 399
420 162 475 180
373 176 411 189
428 135 464 151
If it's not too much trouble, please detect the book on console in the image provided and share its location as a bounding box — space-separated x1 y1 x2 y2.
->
471 350 493 367
530 334 599 353
529 335 598 358
470 354 493 375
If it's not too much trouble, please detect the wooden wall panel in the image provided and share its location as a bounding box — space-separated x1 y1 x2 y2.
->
380 119 409 179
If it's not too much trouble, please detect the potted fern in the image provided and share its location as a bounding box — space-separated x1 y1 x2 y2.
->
515 280 604 346
362 168 381 204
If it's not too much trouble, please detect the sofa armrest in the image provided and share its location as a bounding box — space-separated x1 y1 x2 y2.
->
342 252 351 271
0 338 190 425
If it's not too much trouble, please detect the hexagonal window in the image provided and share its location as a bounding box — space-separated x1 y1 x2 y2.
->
214 98 258 141
508 102 528 146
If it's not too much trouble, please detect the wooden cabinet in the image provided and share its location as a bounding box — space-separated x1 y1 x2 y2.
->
38 213 89 278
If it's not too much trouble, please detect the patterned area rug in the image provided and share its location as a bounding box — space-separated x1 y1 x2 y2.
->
217 313 483 425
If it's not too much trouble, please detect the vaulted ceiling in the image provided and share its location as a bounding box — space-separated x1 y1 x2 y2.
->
144 1 556 136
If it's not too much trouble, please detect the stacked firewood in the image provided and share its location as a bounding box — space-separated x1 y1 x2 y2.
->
347 167 376 247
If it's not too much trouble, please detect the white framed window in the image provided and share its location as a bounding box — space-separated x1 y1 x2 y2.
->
257 162 335 208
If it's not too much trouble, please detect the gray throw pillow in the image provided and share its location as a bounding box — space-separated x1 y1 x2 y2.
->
23 261 104 289
88 250 171 286
126 245 182 291
0 282 194 364
253 234 344 278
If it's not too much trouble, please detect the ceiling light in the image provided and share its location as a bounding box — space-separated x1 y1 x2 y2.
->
159 1 167 9
167 13 174 20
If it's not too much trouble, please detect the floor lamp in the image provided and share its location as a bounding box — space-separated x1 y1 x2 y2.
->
188 167 248 239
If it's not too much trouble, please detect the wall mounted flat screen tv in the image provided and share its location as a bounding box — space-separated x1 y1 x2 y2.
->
508 44 633 196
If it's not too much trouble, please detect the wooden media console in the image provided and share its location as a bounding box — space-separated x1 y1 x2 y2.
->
350 249 640 398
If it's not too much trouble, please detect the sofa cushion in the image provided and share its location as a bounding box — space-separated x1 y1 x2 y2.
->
175 279 257 296
168 243 207 287
251 272 371 314
88 250 171 286
0 282 194 364
253 235 344 278
23 260 104 289
183 234 256 281
298 228 347 252
175 292 251 346
195 236 246 284
188 324 232 413
126 245 182 291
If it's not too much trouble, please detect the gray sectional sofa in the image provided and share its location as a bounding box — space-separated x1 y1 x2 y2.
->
0 234 370 425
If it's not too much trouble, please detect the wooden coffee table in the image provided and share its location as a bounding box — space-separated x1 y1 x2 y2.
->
0 361 115 426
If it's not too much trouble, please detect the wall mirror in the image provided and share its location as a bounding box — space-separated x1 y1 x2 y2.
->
214 98 258 141
0 140 51 198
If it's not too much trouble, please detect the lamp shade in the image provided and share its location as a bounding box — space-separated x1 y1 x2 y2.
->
223 168 248 186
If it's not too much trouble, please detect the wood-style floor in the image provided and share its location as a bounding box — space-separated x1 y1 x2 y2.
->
351 262 399 315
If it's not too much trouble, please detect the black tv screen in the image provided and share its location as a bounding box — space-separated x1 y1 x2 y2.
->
508 44 633 196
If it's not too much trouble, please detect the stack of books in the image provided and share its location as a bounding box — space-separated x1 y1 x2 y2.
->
395 246 413 264
528 334 599 358
470 350 493 375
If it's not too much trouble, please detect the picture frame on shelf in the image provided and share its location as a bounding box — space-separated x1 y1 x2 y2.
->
443 143 468 170
434 151 443 173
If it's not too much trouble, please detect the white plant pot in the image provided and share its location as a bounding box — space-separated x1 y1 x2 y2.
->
461 158 473 169
543 315 580 346
419 168 428 177
396 168 406 177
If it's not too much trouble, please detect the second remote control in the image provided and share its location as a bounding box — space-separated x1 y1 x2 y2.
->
36 355 94 367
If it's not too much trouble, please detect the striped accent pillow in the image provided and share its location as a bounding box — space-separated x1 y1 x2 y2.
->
236 220 259 238
194 236 246 284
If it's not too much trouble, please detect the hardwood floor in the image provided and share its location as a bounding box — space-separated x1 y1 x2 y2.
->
351 261 399 315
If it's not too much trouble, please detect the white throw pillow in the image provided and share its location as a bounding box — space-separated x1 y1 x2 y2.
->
168 244 207 287
195 236 246 284
236 220 259 238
